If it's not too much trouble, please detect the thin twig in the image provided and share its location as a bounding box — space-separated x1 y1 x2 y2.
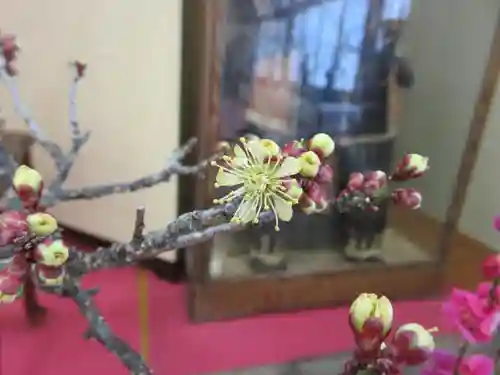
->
41 138 217 206
61 277 153 375
132 207 146 243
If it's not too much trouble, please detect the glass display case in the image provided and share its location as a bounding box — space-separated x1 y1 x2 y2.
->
183 0 483 322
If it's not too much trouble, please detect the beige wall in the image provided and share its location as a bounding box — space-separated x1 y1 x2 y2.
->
395 0 500 242
0 0 182 242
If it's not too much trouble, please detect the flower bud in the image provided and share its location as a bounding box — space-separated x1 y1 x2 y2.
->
391 154 429 181
26 213 58 236
260 139 281 157
481 254 500 281
347 172 365 191
298 194 317 215
392 323 436 366
298 151 321 178
391 188 422 210
282 179 303 201
34 239 69 267
349 293 393 336
0 273 23 304
35 264 65 286
308 133 335 158
282 140 306 158
12 165 44 206
363 171 388 196
0 210 28 246
315 165 334 184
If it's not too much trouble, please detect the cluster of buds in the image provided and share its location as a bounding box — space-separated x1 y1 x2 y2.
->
347 293 437 375
282 133 335 215
0 31 19 76
336 153 428 213
0 165 69 303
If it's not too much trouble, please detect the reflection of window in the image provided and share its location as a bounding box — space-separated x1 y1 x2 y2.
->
254 0 412 91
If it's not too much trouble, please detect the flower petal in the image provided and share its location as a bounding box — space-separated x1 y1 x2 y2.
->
216 168 241 186
273 197 293 222
274 157 300 178
233 145 246 159
235 198 258 223
246 140 267 161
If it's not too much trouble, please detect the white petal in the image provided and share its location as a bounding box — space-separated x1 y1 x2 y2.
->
246 140 267 161
273 197 293 222
236 198 258 223
216 169 241 186
231 156 248 168
274 157 300 178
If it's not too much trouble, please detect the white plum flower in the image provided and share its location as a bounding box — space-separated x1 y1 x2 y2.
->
212 138 301 230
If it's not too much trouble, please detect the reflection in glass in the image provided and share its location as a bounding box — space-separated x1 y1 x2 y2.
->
209 0 430 279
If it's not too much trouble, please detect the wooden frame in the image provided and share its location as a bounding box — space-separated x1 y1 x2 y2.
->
185 0 500 322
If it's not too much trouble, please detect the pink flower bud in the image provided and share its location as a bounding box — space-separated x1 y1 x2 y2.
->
391 188 422 210
298 151 321 178
391 154 429 181
12 165 44 207
482 254 500 280
363 171 388 196
315 165 334 184
392 323 436 366
347 172 365 191
282 140 306 158
308 133 336 159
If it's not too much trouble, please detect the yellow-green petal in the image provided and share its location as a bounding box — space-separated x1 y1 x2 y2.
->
274 157 300 178
236 198 258 223
273 197 293 222
246 140 267 161
233 145 246 159
216 169 241 186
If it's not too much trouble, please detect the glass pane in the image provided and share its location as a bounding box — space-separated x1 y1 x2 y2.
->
207 0 462 279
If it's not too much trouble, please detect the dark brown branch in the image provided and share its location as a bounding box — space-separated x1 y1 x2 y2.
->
132 207 146 243
60 278 153 375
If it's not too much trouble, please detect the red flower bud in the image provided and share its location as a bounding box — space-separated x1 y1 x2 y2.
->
12 165 44 207
74 61 87 79
391 323 436 366
391 154 429 181
282 140 306 158
35 264 65 286
482 254 500 280
349 294 393 353
363 171 388 196
315 165 334 184
347 172 365 191
0 210 28 246
391 188 422 210
307 133 336 159
0 34 19 76
298 194 317 215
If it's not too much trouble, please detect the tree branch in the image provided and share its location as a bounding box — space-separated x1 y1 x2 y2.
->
60 277 153 375
0 67 65 168
65 199 273 275
41 137 217 207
